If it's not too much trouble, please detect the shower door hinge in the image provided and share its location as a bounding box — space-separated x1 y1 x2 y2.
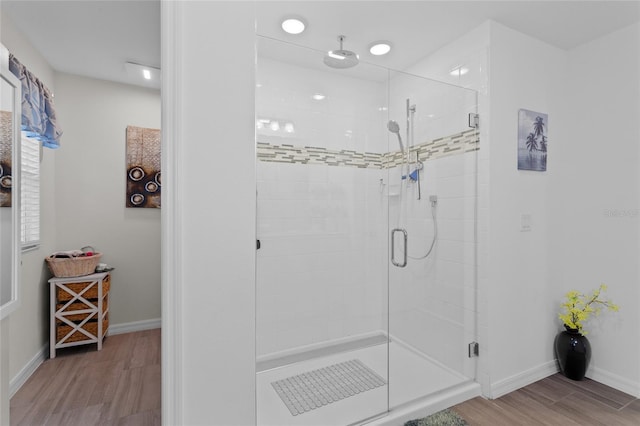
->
468 341 479 358
468 113 479 129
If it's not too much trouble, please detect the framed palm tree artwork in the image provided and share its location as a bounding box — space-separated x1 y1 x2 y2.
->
518 109 548 171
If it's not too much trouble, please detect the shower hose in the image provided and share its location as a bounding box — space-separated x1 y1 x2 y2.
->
408 198 437 260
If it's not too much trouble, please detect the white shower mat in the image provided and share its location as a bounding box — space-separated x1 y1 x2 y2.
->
271 359 387 416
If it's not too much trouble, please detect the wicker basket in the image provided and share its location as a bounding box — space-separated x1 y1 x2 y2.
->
56 274 110 302
56 315 109 344
46 253 102 277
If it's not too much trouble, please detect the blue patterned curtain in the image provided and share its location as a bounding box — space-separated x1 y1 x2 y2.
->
8 54 62 149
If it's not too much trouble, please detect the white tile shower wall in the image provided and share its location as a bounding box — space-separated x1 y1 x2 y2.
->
256 55 389 357
256 162 387 356
257 57 386 155
388 151 477 375
256 142 478 360
256 51 479 371
386 60 478 377
389 74 477 150
405 21 490 390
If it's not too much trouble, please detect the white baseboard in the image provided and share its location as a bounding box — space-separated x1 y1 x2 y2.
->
9 343 48 398
489 361 640 399
489 360 558 399
587 366 640 398
108 318 161 335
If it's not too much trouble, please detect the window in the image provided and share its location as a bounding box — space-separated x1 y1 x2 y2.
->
21 133 40 250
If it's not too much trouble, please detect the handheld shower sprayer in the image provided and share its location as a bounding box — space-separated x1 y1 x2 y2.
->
387 120 405 156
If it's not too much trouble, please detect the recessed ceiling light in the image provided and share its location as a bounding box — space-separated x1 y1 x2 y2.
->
124 62 160 82
369 42 392 56
312 93 326 100
281 17 306 35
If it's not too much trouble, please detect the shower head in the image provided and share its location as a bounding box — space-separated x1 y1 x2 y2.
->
387 120 400 134
387 120 406 155
323 35 359 69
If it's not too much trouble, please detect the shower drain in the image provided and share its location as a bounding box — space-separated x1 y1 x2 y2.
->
271 359 387 416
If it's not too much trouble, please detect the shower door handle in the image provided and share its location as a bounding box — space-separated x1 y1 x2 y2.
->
391 228 407 268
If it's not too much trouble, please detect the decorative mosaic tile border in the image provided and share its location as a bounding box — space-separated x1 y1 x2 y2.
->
257 129 478 169
256 142 383 168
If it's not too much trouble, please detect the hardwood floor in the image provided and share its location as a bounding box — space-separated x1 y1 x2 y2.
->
11 329 640 425
10 329 160 426
453 373 640 425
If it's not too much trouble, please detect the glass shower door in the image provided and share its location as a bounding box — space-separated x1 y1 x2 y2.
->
386 70 479 407
255 36 390 426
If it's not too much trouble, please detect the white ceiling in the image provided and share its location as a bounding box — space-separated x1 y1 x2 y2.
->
2 1 639 89
2 0 161 89
257 1 640 71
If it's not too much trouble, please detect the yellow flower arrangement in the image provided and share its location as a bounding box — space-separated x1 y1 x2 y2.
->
559 284 619 334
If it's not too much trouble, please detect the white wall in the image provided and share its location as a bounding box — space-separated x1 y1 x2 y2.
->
484 21 568 397
165 2 256 424
551 22 640 395
53 73 161 326
1 10 58 406
483 21 640 399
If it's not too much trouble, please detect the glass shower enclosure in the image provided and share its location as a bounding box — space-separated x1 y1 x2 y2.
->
255 36 478 426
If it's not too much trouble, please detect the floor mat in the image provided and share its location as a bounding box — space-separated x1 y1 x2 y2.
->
404 409 468 426
271 359 387 416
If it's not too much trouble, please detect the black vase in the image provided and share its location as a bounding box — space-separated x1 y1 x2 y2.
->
554 326 591 380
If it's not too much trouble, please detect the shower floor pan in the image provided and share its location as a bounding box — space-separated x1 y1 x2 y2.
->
257 339 477 426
